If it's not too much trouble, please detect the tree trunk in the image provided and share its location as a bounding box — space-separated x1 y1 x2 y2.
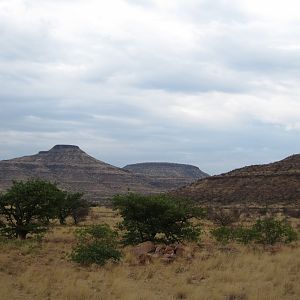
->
16 229 27 240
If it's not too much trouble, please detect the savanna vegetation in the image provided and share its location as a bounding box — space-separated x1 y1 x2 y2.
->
0 181 300 299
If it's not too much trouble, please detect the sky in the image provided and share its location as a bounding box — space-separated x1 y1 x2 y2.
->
1 0 300 175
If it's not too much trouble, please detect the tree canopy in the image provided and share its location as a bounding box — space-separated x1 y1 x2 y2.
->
113 193 204 245
0 180 62 239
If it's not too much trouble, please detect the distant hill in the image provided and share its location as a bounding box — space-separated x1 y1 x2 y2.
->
173 154 300 206
0 145 206 204
124 162 209 189
0 145 161 204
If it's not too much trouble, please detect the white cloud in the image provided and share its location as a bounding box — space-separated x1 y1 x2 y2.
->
0 0 300 174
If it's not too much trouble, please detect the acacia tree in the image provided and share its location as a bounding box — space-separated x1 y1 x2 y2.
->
56 192 89 225
0 180 62 239
113 193 204 245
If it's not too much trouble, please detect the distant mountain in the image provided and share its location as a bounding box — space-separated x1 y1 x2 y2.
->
0 145 161 204
124 162 209 189
173 154 300 205
0 145 207 204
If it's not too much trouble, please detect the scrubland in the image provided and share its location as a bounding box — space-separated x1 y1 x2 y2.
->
0 207 300 300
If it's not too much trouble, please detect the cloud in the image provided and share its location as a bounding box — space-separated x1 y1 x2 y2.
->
0 0 300 174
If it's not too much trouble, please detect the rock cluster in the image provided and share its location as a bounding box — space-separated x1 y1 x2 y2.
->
132 241 194 265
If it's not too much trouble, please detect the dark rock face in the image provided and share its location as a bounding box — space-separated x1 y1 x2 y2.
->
124 162 208 189
174 155 300 205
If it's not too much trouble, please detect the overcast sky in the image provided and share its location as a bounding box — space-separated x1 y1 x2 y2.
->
1 0 300 174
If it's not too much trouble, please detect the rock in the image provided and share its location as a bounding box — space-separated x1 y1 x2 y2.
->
137 253 152 265
160 257 174 264
164 245 175 255
163 253 176 259
133 241 155 256
155 244 166 255
175 244 193 258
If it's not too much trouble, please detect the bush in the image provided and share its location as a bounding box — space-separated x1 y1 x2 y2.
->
71 224 122 266
252 218 297 245
207 208 240 226
113 193 203 245
0 180 62 239
56 192 89 225
211 218 297 245
211 226 235 244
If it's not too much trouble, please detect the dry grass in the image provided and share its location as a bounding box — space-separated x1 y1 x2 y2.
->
0 207 300 300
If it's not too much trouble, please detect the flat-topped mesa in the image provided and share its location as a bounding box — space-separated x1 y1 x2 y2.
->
14 145 101 165
0 145 164 203
123 162 209 189
50 145 81 151
124 162 208 178
39 145 82 155
37 145 105 165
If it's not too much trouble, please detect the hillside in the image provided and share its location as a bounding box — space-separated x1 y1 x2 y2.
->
124 162 208 189
174 154 300 205
0 145 161 203
0 145 205 203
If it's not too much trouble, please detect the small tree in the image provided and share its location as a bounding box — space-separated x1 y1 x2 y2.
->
0 180 62 239
72 206 90 225
252 218 297 245
71 224 122 266
113 193 203 245
207 207 240 227
56 192 89 225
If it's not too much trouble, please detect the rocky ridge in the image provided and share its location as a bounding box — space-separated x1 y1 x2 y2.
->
123 162 208 190
174 154 300 205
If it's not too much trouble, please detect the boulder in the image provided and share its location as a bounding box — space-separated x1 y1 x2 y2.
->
133 241 155 257
137 253 153 265
175 244 194 259
155 244 166 255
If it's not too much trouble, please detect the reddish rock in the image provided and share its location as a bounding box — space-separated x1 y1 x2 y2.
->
137 253 152 265
160 257 174 264
133 241 155 257
164 245 175 255
175 244 194 259
155 244 166 255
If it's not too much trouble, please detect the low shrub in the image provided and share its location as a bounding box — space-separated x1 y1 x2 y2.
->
71 224 122 266
211 218 297 245
207 208 240 227
252 218 297 245
211 226 235 244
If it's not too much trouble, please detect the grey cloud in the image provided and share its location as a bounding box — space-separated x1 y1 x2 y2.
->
1 0 300 175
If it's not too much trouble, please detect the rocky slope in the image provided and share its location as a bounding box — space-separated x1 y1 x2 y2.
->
124 162 208 190
0 145 161 203
174 154 300 205
0 145 205 203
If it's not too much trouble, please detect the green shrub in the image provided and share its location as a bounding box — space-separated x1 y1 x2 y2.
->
113 193 203 245
234 227 259 244
211 218 297 245
211 226 235 244
71 224 122 266
252 218 297 245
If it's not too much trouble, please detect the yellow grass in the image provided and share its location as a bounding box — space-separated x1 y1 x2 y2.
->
0 207 299 300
